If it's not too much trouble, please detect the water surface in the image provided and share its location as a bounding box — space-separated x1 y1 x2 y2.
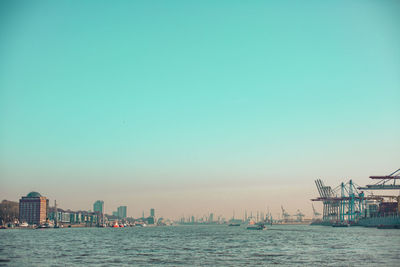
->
0 225 399 266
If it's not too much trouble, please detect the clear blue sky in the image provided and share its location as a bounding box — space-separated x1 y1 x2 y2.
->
1 0 399 218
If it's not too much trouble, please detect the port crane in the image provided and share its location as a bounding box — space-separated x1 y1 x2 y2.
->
312 177 396 224
295 209 305 222
312 204 321 218
281 206 290 222
358 168 400 190
312 179 339 222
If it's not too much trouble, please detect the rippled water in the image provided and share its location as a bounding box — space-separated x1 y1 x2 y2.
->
1 225 399 266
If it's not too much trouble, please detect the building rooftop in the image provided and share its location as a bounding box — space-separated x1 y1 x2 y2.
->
26 191 42 198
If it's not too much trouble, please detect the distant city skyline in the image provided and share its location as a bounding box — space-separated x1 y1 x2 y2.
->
1 1 399 219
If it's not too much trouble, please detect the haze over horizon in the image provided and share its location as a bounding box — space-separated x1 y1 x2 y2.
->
1 1 399 219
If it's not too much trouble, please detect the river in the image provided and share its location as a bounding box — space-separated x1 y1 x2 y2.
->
0 225 399 266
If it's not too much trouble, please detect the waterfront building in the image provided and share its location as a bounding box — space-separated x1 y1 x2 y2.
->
71 211 99 225
117 206 127 219
93 200 104 215
60 211 71 223
71 212 83 223
19 192 48 225
93 200 105 225
145 215 155 225
150 208 155 217
48 208 100 225
49 208 72 224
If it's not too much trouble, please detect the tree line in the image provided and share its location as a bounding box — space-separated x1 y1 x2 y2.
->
0 200 19 225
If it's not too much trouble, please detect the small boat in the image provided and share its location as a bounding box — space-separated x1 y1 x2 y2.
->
37 223 52 229
20 222 29 227
247 224 266 230
332 222 350 227
228 223 241 226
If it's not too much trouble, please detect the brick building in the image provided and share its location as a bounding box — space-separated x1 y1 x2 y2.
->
19 192 48 225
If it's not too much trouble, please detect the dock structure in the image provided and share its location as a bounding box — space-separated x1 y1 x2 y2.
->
313 179 373 224
312 169 400 227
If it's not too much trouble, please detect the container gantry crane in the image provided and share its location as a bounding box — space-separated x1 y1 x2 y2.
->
358 169 400 190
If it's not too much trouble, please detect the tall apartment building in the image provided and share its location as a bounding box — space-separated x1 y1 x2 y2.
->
93 200 104 215
117 206 127 219
19 192 48 225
